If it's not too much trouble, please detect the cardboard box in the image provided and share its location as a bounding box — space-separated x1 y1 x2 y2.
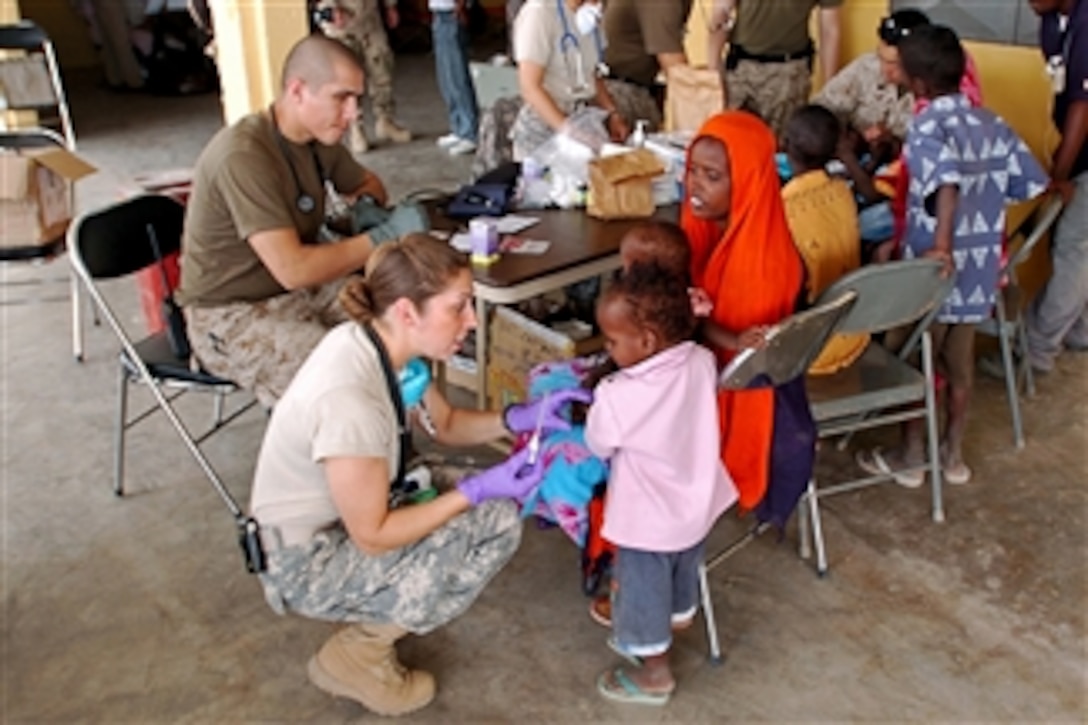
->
486 306 603 408
586 148 665 220
0 146 96 248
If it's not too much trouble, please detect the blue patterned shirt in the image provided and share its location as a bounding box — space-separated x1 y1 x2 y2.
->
903 94 1049 323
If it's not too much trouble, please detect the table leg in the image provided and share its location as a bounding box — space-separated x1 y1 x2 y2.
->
474 294 489 410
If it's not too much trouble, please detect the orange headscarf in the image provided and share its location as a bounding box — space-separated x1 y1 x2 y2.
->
681 111 803 510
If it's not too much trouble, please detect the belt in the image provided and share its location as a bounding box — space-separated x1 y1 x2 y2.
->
728 43 814 65
258 522 314 552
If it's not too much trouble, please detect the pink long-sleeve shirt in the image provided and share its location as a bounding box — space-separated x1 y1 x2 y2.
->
585 341 738 552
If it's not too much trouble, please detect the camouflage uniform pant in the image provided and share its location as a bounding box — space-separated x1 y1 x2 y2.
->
472 96 523 179
725 58 811 139
258 500 522 634
318 0 397 121
185 280 350 410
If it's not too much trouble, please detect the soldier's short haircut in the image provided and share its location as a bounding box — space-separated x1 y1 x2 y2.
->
280 33 361 90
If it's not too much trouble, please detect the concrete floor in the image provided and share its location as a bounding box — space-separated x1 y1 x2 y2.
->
3 53 1087 722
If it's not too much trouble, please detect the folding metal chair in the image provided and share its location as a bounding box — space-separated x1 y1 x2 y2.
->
797 259 955 577
67 194 263 567
0 21 75 147
699 290 859 664
1 21 89 360
976 196 1064 448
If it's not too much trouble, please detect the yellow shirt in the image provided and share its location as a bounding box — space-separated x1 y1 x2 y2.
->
781 170 870 375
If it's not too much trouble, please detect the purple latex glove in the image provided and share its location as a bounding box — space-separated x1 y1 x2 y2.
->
457 447 545 506
504 388 594 435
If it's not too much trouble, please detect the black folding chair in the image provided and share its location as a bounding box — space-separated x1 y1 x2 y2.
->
67 194 265 571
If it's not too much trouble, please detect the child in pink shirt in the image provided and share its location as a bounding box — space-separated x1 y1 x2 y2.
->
586 261 738 706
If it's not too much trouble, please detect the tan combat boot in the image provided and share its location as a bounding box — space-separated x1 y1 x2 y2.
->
307 622 436 716
348 124 369 154
375 116 412 144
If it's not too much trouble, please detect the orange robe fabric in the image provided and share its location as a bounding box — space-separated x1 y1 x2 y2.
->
681 112 804 510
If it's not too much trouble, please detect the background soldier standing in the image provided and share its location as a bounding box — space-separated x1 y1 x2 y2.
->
316 0 413 152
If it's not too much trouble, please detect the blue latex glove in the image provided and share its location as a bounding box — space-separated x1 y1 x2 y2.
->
457 447 545 506
504 388 594 435
366 201 429 245
398 357 431 408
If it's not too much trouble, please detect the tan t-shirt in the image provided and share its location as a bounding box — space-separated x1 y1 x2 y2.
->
732 0 843 55
250 322 401 545
603 0 691 88
176 111 368 307
513 0 603 106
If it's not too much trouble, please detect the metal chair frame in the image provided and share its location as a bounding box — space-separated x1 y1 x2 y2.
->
1 21 87 360
699 291 859 664
976 196 1064 448
66 194 257 513
796 259 955 577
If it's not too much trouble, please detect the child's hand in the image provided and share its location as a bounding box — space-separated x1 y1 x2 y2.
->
922 247 954 278
738 325 769 350
688 287 714 317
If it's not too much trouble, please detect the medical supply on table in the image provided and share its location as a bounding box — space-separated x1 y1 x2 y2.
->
469 218 500 264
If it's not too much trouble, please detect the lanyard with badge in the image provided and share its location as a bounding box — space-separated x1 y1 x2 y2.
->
1045 14 1073 94
556 0 608 95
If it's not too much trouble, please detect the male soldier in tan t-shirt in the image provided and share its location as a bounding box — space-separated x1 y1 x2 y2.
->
177 34 426 408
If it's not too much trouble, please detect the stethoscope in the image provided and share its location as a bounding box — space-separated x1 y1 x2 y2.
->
269 106 327 215
555 0 608 92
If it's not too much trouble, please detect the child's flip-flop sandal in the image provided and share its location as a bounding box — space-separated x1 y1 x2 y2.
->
596 666 673 706
856 446 925 488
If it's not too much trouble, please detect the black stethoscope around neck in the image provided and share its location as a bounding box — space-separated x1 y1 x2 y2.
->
269 106 326 215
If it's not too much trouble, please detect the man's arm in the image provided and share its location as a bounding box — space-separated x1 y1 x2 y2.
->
1051 99 1088 202
248 228 375 290
518 61 568 130
707 0 734 77
817 6 842 81
347 171 388 206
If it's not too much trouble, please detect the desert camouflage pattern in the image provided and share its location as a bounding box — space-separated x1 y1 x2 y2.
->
317 0 398 121
185 280 350 409
258 500 522 633
725 57 811 138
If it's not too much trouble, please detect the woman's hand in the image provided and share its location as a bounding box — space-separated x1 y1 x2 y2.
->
457 448 546 506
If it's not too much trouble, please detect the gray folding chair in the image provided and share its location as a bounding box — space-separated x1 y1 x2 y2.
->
798 259 955 577
0 129 94 360
976 196 1063 448
67 194 264 570
699 290 858 664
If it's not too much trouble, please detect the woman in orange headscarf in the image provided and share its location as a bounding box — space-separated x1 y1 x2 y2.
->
681 111 809 520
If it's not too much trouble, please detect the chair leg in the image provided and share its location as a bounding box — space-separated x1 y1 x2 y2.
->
1017 319 1036 398
797 488 811 560
921 332 945 523
805 479 828 577
71 270 84 362
998 320 1025 449
114 366 130 496
213 389 225 427
697 562 723 665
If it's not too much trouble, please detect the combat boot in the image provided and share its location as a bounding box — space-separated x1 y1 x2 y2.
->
348 124 369 154
375 116 412 144
307 622 436 716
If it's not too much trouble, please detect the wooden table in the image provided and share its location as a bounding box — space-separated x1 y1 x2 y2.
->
432 204 679 408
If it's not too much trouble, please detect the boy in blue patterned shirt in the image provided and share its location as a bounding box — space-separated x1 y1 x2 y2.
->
859 24 1049 486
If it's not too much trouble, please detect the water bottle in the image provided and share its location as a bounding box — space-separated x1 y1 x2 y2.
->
630 119 648 148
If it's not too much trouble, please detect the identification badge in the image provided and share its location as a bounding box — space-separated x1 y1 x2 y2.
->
1046 55 1066 94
